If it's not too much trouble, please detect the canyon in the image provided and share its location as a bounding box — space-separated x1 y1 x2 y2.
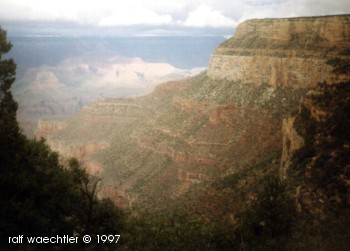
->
35 15 350 213
15 55 203 137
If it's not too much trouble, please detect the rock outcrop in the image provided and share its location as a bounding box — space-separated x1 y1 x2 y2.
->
208 15 350 88
36 120 67 139
280 117 304 179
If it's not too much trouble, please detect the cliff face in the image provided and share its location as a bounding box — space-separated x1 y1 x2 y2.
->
280 117 304 179
36 120 67 139
280 81 350 216
208 15 350 87
36 15 349 212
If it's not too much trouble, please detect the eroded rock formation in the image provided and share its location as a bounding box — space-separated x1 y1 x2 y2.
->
36 120 67 138
280 117 304 179
208 15 350 87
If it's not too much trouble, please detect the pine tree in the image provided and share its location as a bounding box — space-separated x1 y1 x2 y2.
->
0 26 21 171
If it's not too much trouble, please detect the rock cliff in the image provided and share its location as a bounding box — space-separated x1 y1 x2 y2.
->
208 15 350 87
36 120 67 139
280 117 304 179
35 15 350 212
280 81 350 217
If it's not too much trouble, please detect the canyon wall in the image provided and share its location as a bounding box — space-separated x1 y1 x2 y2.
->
208 15 350 88
280 81 350 216
35 15 350 211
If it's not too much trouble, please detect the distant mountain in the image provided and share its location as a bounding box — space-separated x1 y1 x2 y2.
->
9 36 225 77
11 36 224 136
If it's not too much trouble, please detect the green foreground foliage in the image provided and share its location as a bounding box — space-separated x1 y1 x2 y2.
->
120 174 299 251
236 176 298 251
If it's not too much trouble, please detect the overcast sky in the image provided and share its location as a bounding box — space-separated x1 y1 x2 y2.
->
1 0 349 36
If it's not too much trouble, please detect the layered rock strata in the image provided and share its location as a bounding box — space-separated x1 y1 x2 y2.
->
208 15 350 87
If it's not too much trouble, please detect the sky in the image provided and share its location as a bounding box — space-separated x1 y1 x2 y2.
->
1 0 349 36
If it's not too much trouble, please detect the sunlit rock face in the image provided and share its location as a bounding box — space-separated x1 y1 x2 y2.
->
280 117 304 179
208 15 350 88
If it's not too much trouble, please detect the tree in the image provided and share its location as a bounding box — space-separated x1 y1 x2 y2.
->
237 175 298 251
0 26 19 154
0 25 25 246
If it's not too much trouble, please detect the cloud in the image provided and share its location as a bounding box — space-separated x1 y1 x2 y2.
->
245 0 284 6
183 5 237 28
99 8 172 26
1 0 350 35
0 0 177 26
226 0 350 25
281 0 350 17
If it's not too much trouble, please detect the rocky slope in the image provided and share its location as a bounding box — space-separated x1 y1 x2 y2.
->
35 15 350 212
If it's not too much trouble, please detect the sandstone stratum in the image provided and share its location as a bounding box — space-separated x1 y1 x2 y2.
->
35 15 350 212
208 15 350 87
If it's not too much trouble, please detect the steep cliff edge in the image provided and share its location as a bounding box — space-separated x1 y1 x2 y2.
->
274 80 350 250
208 15 350 87
36 15 349 213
